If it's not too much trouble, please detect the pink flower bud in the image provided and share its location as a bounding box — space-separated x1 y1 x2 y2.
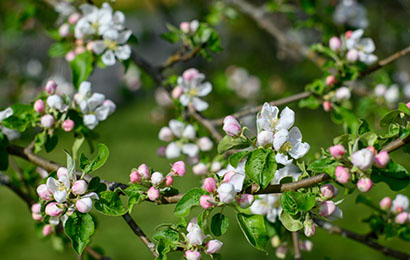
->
147 187 160 201
320 201 336 217
193 163 208 176
198 137 213 151
45 80 57 94
165 175 173 186
321 184 338 199
75 39 84 46
158 127 173 142
346 49 359 62
335 166 350 184
36 184 53 200
57 167 68 179
172 86 183 99
366 146 376 155
200 195 214 209
42 225 53 236
223 170 235 183
211 161 222 172
68 12 81 24
171 161 186 176
223 115 241 136
345 30 353 38
58 23 70 37
34 100 45 114
182 68 199 81
32 212 43 221
375 151 390 168
65 51 76 62
329 36 341 51
138 163 150 179
75 45 85 55
325 75 336 86
151 172 164 185
41 114 54 128
76 197 93 213
203 177 217 193
395 212 408 224
323 101 332 112
407 102 410 110
62 119 75 132
206 239 223 254
237 194 254 208
130 170 141 183
86 41 94 51
32 203 41 214
72 180 88 195
357 178 373 192
185 250 201 260
380 197 392 210
304 220 316 237
329 144 345 159
180 22 190 33
45 202 64 217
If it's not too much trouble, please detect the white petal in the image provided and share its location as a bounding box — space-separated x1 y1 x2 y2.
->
93 40 106 55
46 177 59 193
54 190 67 203
49 216 60 226
79 81 92 96
359 38 375 53
95 105 110 121
182 143 199 158
165 142 181 159
273 129 289 151
289 142 310 159
117 30 132 45
229 173 245 192
182 125 196 140
102 50 116 66
87 93 105 111
192 97 208 111
113 11 125 25
114 45 131 60
169 119 185 137
288 127 302 147
275 153 293 166
83 192 99 200
196 82 212 97
179 94 190 106
276 107 295 130
103 29 119 41
0 107 13 121
59 175 70 190
83 114 99 130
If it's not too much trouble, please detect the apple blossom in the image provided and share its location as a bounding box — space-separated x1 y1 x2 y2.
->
374 84 387 97
320 201 336 217
272 164 302 184
335 166 350 184
189 20 199 32
357 178 373 192
223 115 241 136
334 0 368 28
171 86 183 99
47 175 71 203
346 49 359 62
392 194 409 213
257 130 274 146
345 29 377 64
237 194 254 208
321 184 338 199
45 202 64 217
385 84 400 104
366 146 376 155
275 244 287 259
329 144 345 159
217 183 236 203
395 212 408 224
31 203 42 221
325 206 343 221
223 170 235 183
45 80 57 94
178 68 212 111
304 219 316 237
200 195 214 209
158 127 173 142
62 119 75 132
335 87 351 100
206 240 223 254
165 175 173 186
351 149 374 170
271 236 280 247
203 177 217 193
374 151 390 168
138 163 150 179
147 187 160 201
193 163 208 175
68 12 81 24
34 100 45 113
59 23 70 37
250 194 281 223
323 101 332 112
380 197 392 210
76 197 93 213
37 184 53 201
301 240 314 252
211 161 222 172
42 225 53 236
92 29 132 66
57 167 68 179
41 114 55 128
151 172 164 185
179 21 190 33
329 36 342 51
171 161 186 176
157 146 166 156
72 180 88 195
186 221 205 246
198 137 213 151
326 75 336 86
185 250 201 260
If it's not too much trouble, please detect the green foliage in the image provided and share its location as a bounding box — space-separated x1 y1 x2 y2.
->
1 104 35 132
244 149 277 189
124 184 145 213
211 213 229 236
70 51 93 89
279 211 304 232
48 42 71 58
280 191 316 216
299 95 320 109
371 162 410 191
236 213 269 252
79 144 109 175
174 188 206 217
217 135 250 154
308 157 338 176
64 212 95 255
94 191 127 216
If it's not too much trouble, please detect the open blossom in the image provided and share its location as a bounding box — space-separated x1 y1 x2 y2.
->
47 174 71 203
237 194 254 208
92 29 132 66
320 201 343 221
217 161 246 193
345 29 377 64
178 68 212 111
351 149 374 170
374 84 387 97
187 219 205 246
392 194 409 213
334 0 368 28
46 94 64 112
250 194 281 223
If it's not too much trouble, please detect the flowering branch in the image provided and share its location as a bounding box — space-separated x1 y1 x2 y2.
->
159 46 202 72
314 218 410 260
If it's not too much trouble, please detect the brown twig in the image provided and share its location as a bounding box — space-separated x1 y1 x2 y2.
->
314 218 410 260
188 106 223 141
382 135 410 153
159 47 202 72
292 231 303 260
9 156 32 195
84 246 112 260
0 172 34 207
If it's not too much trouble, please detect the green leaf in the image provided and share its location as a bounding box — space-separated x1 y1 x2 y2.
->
64 149 76 179
298 96 320 109
124 184 145 213
371 162 410 191
236 213 269 252
174 188 206 217
217 135 250 154
1 115 29 132
398 103 410 115
358 119 371 135
307 157 338 176
280 191 315 216
153 229 180 248
45 135 58 153
64 212 95 255
70 51 93 89
245 149 268 186
229 151 250 168
34 131 47 153
279 211 303 232
261 150 277 189
380 110 401 128
72 136 85 161
48 42 71 58
211 213 229 236
80 144 109 174
94 191 127 216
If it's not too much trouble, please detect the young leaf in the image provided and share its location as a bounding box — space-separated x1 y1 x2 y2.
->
94 191 127 216
217 135 250 154
229 151 250 168
70 51 93 89
261 150 277 189
236 213 269 252
279 211 303 232
64 212 95 255
371 162 410 191
174 188 206 217
211 213 229 236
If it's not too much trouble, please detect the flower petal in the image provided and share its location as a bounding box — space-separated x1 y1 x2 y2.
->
196 82 212 97
192 97 209 112
276 107 295 130
114 45 131 60
273 129 289 151
182 143 199 158
289 142 310 159
275 153 293 166
169 119 185 137
102 50 116 66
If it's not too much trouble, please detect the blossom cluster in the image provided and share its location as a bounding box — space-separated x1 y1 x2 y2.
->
0 107 20 141
380 194 410 224
33 167 99 236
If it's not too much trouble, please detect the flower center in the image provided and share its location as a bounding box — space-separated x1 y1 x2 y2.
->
104 40 118 50
57 182 66 192
188 88 198 97
279 141 292 153
270 118 279 129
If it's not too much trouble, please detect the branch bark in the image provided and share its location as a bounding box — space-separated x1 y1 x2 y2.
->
0 172 34 207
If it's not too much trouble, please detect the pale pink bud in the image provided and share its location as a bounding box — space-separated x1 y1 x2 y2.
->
323 101 332 112
211 161 222 172
301 240 313 251
200 195 214 209
185 250 201 260
329 36 341 51
57 167 68 179
380 197 392 210
72 180 88 195
32 212 43 221
223 115 241 136
190 20 199 32
172 86 183 99
36 184 53 200
395 212 408 224
198 137 213 151
257 130 274 146
329 144 345 159
75 45 86 55
180 21 190 33
62 119 75 132
65 51 76 62
45 202 64 217
304 220 316 237
129 170 141 183
193 163 208 176
31 203 41 214
165 175 173 186
346 49 359 62
351 149 374 170
357 178 373 192
76 197 93 213
203 177 217 193
206 240 223 254
34 100 45 114
147 187 160 201
68 12 81 24
321 184 338 199
366 146 376 155
335 166 350 184
45 80 57 94
223 170 235 183
42 225 53 236
171 161 186 176
407 102 410 110
320 201 336 217
158 127 173 142
58 23 70 37
138 163 150 179
375 151 390 168
86 41 94 51
75 39 84 46
182 68 199 81
345 30 353 38
151 172 164 185
325 75 336 86
41 114 55 128
237 194 254 208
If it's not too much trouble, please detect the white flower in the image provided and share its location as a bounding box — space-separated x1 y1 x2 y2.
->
325 206 343 222
46 175 71 203
75 3 114 39
257 130 274 146
351 149 374 171
47 95 67 112
217 161 246 192
165 142 181 159
335 87 351 101
93 29 132 66
374 84 387 97
162 120 200 159
178 69 212 112
333 0 368 28
250 194 281 223
186 222 205 246
0 107 20 141
345 29 377 64
274 127 310 165
392 194 409 213
182 125 196 140
257 103 294 133
151 172 164 185
217 183 236 203
404 83 410 99
272 164 301 184
384 84 400 104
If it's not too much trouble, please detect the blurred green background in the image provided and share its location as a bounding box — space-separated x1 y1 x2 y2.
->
1 0 410 259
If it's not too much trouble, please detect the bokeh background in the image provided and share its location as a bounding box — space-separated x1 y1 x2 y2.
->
0 0 410 259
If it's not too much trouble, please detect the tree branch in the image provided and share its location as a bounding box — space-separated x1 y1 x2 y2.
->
382 135 410 153
314 218 410 260
84 247 112 260
159 47 202 72
0 172 34 207
188 106 223 141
